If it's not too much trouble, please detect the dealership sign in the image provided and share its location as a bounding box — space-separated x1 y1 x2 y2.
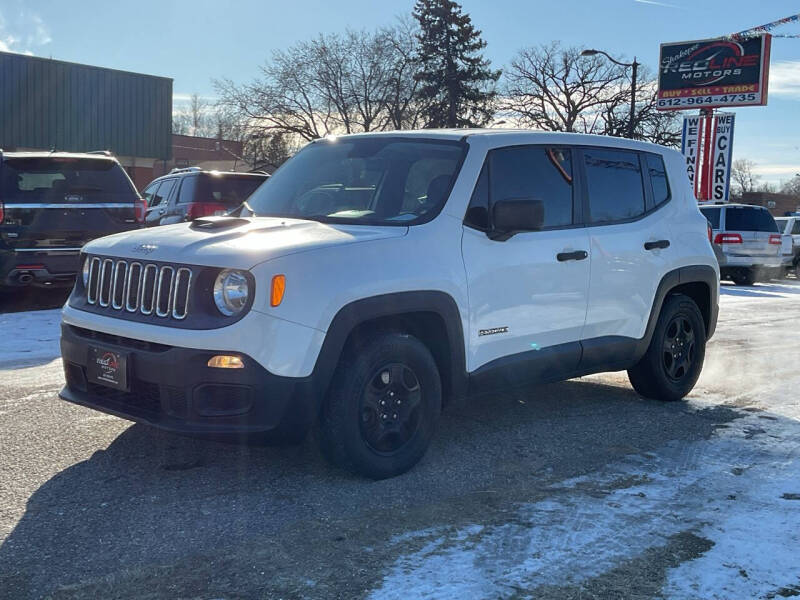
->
657 35 771 110
681 116 702 192
710 113 735 201
680 112 735 201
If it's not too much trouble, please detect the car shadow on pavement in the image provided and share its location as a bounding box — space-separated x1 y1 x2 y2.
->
0 378 744 599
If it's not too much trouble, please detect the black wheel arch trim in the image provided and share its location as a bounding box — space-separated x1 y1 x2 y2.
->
309 290 468 407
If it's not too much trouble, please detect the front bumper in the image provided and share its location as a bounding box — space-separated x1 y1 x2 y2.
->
0 248 81 287
59 324 317 441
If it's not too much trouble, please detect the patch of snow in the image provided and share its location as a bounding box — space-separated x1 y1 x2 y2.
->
0 309 62 370
370 408 800 600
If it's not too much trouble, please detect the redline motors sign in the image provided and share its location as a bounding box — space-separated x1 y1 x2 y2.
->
657 35 771 110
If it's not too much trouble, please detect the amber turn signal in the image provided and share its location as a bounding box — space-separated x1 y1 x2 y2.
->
207 355 244 369
271 274 286 307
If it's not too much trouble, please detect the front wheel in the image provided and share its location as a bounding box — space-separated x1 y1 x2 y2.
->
628 294 706 402
318 332 442 479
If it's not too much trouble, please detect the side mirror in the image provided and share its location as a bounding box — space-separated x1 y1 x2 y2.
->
488 199 544 241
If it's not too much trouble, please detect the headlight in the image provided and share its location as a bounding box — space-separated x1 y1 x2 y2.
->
213 269 250 316
81 257 91 286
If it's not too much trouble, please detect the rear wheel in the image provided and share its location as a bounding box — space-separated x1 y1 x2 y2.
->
628 294 706 402
795 263 800 280
731 268 756 286
318 332 441 479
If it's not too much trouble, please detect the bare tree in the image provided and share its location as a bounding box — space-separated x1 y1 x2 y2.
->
731 159 760 197
781 174 800 196
501 43 626 133
214 25 424 142
501 43 680 145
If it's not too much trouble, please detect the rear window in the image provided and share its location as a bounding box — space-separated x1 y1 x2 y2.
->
724 206 778 233
191 174 266 208
700 207 721 229
0 157 137 203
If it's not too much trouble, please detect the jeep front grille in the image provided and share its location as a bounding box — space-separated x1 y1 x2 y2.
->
86 257 192 320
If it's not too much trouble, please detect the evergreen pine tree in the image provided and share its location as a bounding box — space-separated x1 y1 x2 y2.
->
413 0 500 128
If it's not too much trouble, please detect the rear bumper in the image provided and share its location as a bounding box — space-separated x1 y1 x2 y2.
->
59 323 317 441
0 248 81 287
716 253 782 268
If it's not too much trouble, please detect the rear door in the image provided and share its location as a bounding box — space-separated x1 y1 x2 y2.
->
581 148 673 343
0 156 139 250
722 206 780 259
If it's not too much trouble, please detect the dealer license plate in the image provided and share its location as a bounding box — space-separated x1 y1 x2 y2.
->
87 346 129 391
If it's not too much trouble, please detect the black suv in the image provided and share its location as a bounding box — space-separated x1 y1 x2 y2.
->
141 168 268 227
0 151 144 290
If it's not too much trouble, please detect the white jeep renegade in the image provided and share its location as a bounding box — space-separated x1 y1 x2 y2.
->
60 130 719 479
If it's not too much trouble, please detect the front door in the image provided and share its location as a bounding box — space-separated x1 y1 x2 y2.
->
461 145 590 374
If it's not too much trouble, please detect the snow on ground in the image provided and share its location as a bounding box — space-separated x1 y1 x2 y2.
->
0 309 62 370
370 282 800 600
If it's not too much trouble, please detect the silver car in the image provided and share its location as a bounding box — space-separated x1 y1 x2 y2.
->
700 203 782 286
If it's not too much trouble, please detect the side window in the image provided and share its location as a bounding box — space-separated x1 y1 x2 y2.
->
177 175 197 204
488 146 574 229
142 182 161 207
152 179 176 208
464 163 489 230
646 153 670 207
793 220 800 235
700 207 721 229
584 148 645 223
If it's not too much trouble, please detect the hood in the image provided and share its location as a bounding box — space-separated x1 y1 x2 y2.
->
82 217 408 269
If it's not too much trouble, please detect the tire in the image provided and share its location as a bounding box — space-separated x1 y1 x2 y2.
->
795 263 800 280
731 269 756 286
318 332 442 479
628 293 706 402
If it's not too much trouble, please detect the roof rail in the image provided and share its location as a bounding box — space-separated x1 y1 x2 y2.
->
87 150 114 156
169 166 203 174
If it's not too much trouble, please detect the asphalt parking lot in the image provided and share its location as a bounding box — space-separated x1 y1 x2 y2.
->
1 283 799 599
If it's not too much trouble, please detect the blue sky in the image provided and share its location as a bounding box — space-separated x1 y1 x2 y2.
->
1 0 799 184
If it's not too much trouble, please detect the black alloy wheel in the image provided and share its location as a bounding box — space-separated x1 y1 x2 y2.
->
360 363 423 454
662 315 695 382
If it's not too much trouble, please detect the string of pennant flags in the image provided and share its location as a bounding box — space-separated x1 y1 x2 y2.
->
728 12 800 40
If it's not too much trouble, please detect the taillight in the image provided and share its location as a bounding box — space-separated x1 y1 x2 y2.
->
186 202 227 220
134 198 146 223
769 234 782 245
713 233 742 244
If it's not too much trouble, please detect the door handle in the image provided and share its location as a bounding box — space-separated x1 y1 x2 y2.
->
556 250 588 262
644 240 670 250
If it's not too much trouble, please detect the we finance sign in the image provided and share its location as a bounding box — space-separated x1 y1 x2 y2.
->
657 35 771 111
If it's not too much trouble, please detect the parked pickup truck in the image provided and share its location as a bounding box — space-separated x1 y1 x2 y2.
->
60 130 719 478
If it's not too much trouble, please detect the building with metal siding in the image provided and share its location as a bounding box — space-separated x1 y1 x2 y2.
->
0 51 172 188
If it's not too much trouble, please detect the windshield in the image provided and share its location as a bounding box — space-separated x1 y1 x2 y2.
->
0 157 137 203
240 137 465 225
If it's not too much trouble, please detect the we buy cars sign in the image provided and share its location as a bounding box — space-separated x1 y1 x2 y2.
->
657 35 771 111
